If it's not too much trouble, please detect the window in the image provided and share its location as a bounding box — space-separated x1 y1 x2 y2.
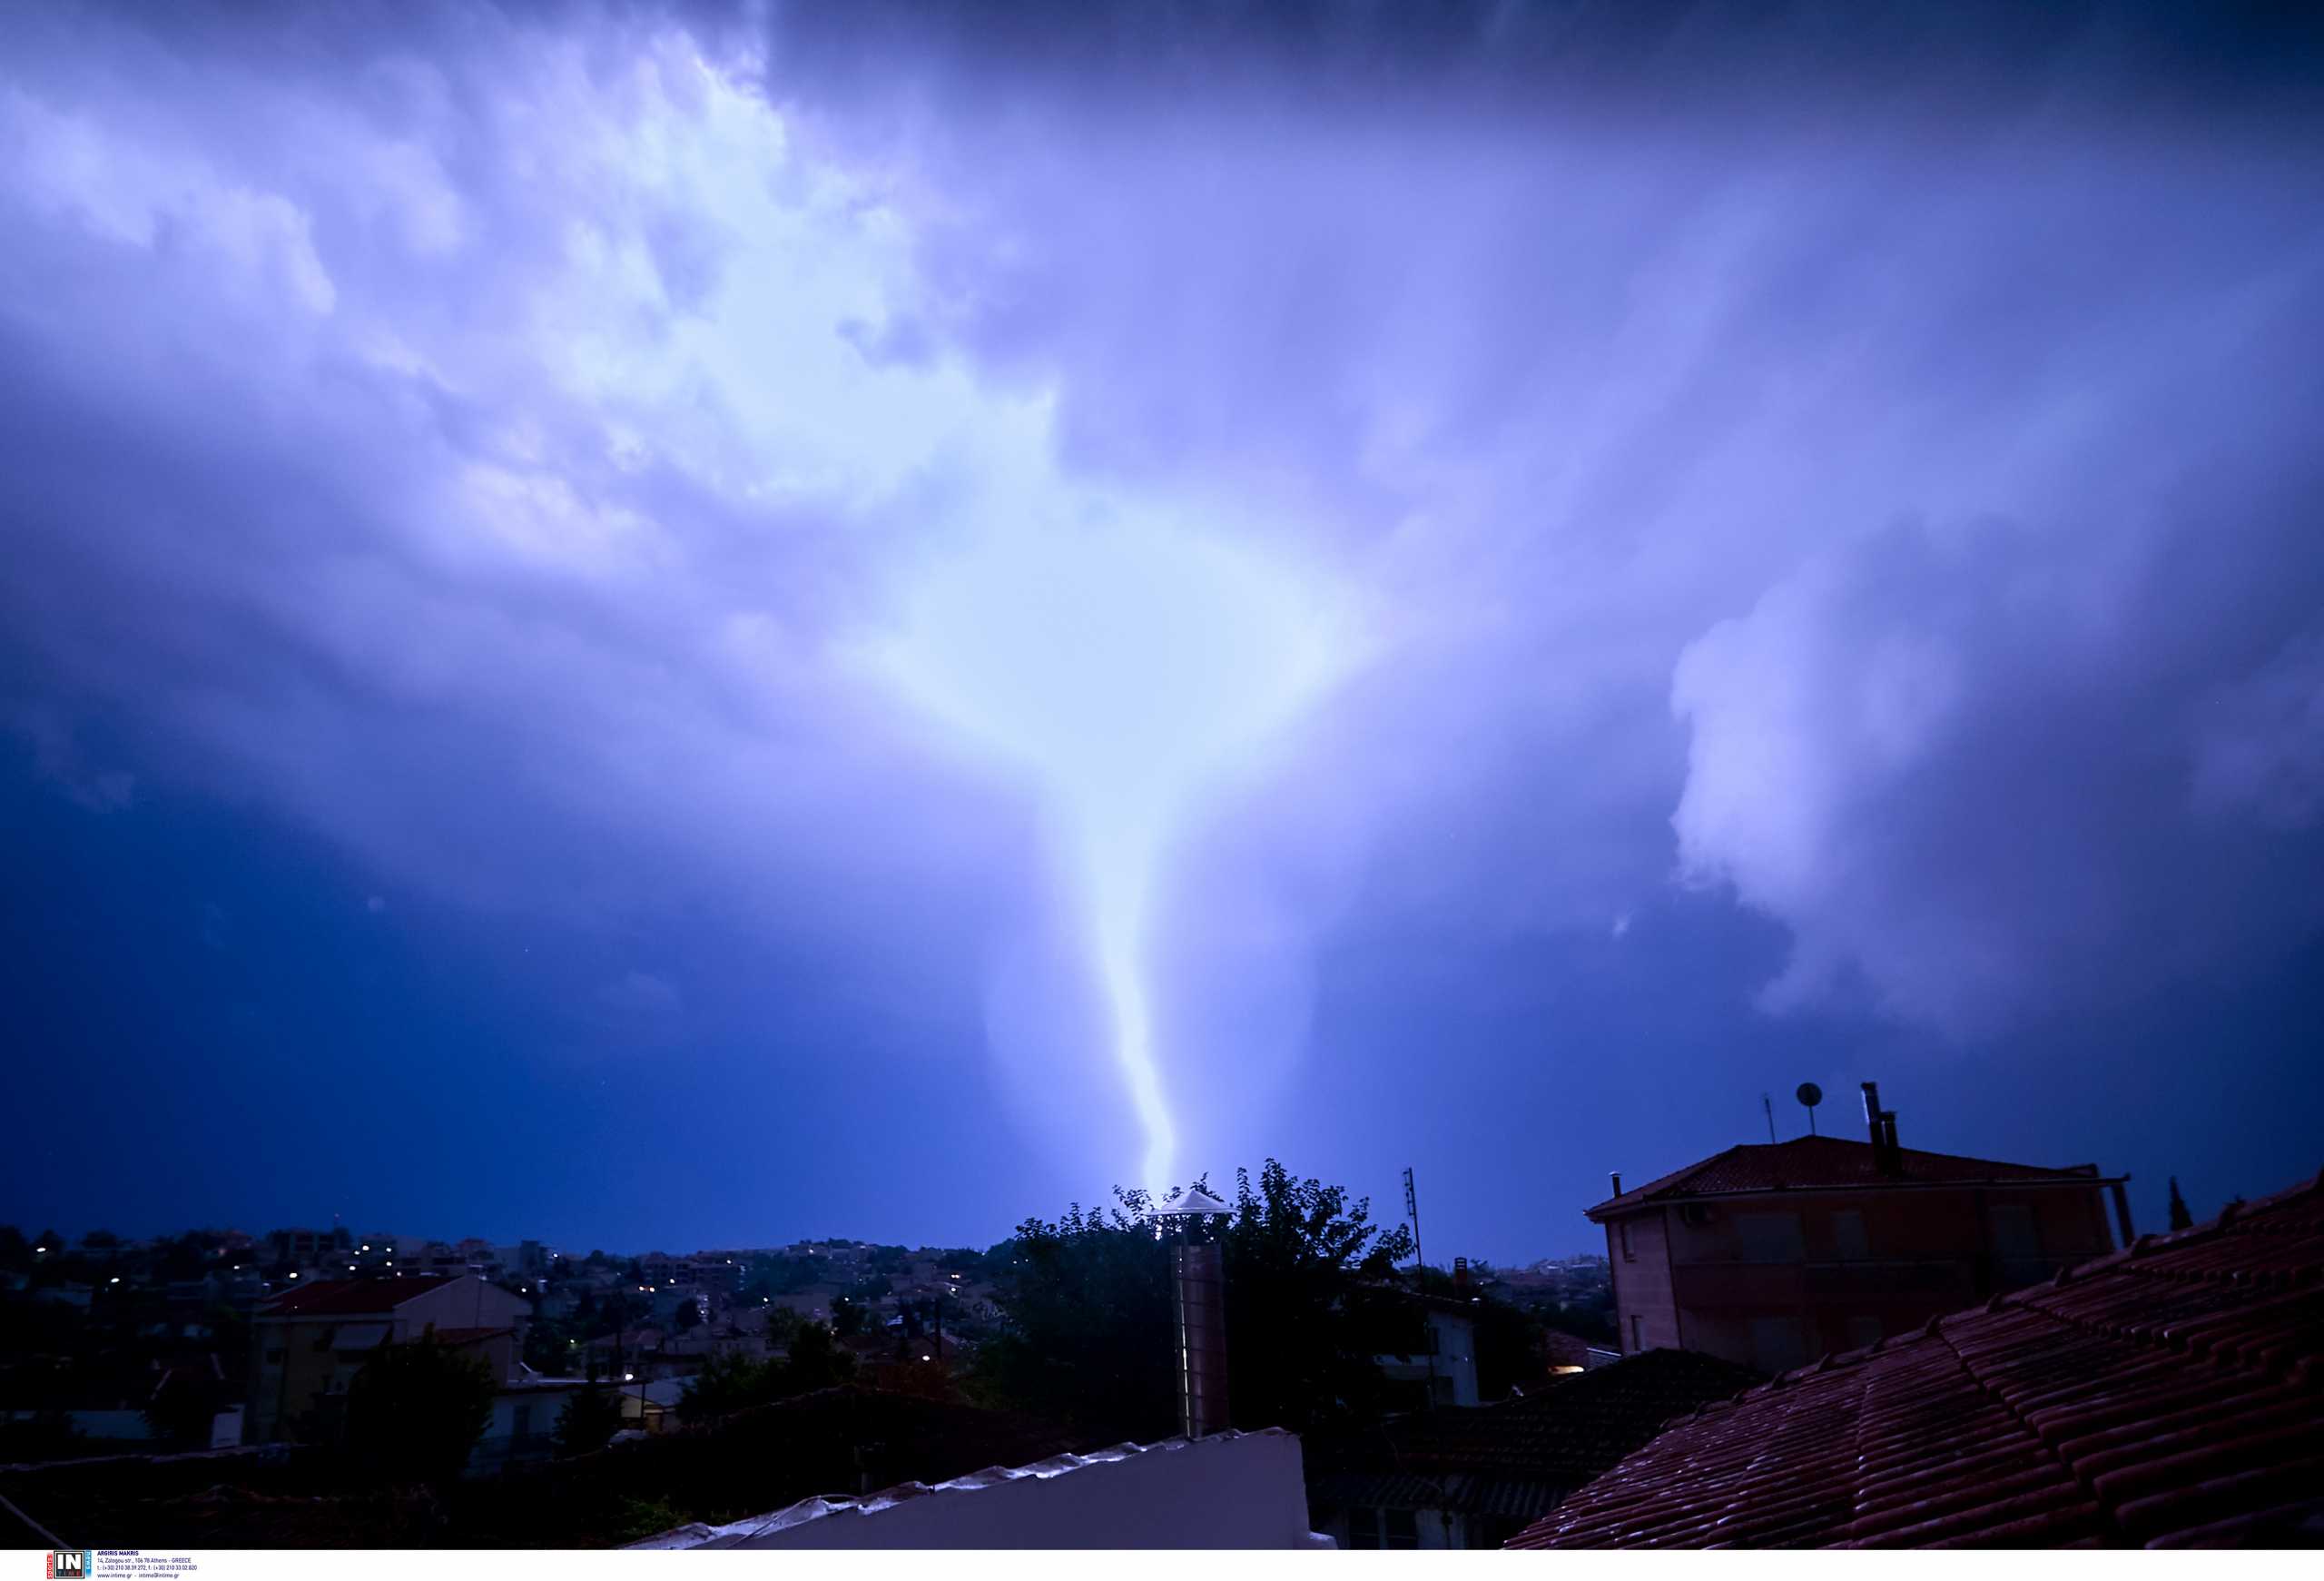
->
1618 1220 1635 1261
1832 1210 1868 1262
1736 1211 1806 1263
1750 1316 1807 1375
1990 1203 2045 1288
1990 1204 2041 1260
1630 1314 1644 1351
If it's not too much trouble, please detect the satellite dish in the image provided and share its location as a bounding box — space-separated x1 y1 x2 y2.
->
1796 1082 1824 1108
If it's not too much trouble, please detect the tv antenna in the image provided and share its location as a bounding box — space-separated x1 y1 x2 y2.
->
1796 1082 1824 1136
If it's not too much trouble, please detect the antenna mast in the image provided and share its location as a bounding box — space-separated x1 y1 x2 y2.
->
1403 1166 1440 1411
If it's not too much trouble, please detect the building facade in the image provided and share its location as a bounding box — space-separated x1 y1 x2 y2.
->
247 1273 533 1446
1593 1085 2129 1374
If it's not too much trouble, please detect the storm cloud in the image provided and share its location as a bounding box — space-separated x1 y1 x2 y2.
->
4 1 2321 1242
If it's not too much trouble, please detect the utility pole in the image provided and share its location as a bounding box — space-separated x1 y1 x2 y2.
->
1763 1092 1777 1144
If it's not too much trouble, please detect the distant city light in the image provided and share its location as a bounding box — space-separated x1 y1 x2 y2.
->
288 1271 299 1279
623 1372 635 1382
921 1354 932 1362
109 1276 121 1284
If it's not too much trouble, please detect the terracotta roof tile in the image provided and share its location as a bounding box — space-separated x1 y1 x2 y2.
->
1512 1172 2324 1549
1306 1349 1761 1524
258 1275 458 1316
1591 1134 2112 1217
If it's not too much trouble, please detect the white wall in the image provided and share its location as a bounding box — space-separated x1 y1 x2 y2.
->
641 1429 1324 1550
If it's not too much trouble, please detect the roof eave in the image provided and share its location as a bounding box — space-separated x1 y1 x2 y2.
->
1583 1172 2128 1220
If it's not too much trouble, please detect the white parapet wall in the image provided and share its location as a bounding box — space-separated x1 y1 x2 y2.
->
630 1427 1333 1550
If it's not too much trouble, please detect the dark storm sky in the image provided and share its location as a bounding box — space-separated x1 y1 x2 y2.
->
3 2 2320 1260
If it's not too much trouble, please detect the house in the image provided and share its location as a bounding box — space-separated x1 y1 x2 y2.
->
1373 1295 1481 1409
629 1428 1329 1549
246 1273 532 1445
472 1375 596 1472
264 1226 352 1265
1307 1349 1763 1549
1512 1169 2324 1548
1593 1082 2127 1372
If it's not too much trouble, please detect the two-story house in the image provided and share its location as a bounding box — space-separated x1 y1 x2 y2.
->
247 1272 532 1446
1591 1082 2131 1374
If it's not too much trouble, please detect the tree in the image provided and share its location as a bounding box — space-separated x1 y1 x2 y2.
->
763 1305 805 1349
146 1367 226 1449
345 1329 496 1485
0 1226 27 1270
554 1378 624 1457
971 1160 1416 1440
832 1298 869 1338
672 1298 702 1334
675 1328 857 1425
777 1322 853 1394
2167 1177 2194 1232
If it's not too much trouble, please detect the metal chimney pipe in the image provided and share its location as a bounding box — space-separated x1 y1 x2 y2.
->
1610 1171 1623 1197
1172 1240 1228 1440
1861 1082 1901 1176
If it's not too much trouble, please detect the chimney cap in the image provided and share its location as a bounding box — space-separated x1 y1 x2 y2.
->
1157 1185 1231 1218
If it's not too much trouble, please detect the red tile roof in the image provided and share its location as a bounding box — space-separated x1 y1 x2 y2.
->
1309 1350 1764 1524
1590 1134 2112 1218
1511 1171 2324 1548
258 1275 458 1316
428 1327 515 1346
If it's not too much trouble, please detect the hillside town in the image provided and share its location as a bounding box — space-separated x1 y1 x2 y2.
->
5 1087 2317 1548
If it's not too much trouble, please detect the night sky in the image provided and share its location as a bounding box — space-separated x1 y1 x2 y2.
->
4 3 2321 1261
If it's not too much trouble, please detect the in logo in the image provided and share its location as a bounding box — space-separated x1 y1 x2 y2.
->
46 1556 93 1580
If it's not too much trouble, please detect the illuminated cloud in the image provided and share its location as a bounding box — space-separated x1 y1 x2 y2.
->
872 506 1354 1188
4 2 2322 1235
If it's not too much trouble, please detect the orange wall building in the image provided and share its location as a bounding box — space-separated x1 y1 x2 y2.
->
1592 1083 2130 1374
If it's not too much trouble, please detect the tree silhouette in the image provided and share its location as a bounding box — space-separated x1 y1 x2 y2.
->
555 1378 623 1457
970 1158 1417 1440
346 1329 495 1485
2167 1177 2194 1232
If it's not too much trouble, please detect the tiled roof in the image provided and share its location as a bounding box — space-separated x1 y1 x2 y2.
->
1512 1171 2324 1549
1308 1350 1762 1522
1590 1135 2110 1217
258 1275 458 1316
428 1327 514 1346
